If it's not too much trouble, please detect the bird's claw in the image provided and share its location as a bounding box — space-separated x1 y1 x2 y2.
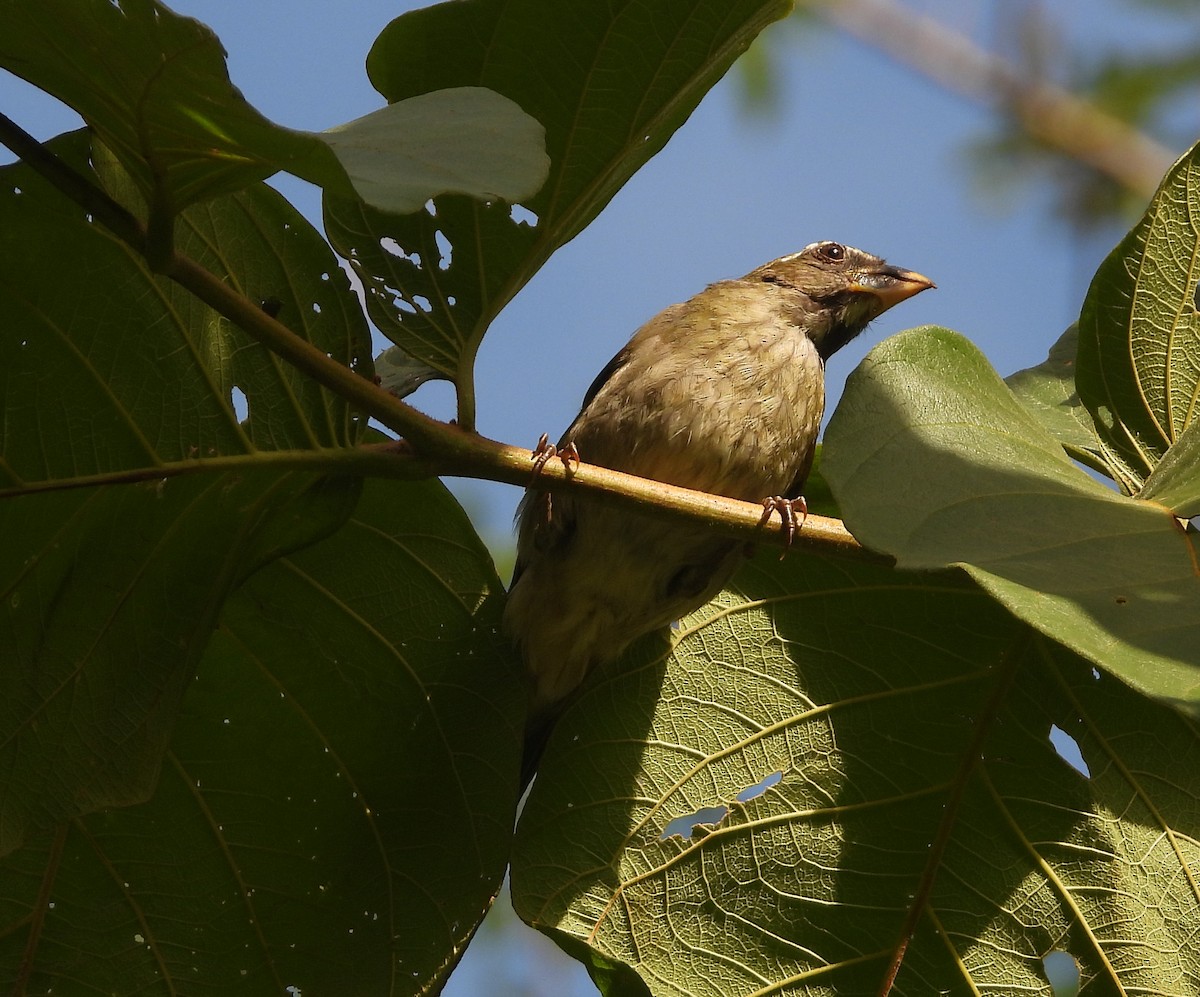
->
530 433 581 479
529 434 581 527
759 496 809 554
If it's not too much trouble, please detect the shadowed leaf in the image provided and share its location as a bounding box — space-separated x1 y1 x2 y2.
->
0 477 522 994
0 1 547 215
0 133 366 851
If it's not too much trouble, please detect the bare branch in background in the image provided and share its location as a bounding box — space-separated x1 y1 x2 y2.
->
807 0 1177 199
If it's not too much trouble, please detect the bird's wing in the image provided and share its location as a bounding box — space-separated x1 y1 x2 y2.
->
578 345 632 416
783 446 816 501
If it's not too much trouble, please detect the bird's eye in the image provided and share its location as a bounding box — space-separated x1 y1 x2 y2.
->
817 242 846 262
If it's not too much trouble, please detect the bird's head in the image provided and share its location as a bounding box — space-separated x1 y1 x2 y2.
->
749 241 934 359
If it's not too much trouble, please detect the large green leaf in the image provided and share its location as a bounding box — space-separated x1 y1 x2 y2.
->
0 470 358 847
325 0 792 422
1076 140 1200 494
0 132 367 492
0 134 366 851
0 477 522 995
512 551 1200 995
1005 325 1109 476
822 327 1200 714
0 1 548 215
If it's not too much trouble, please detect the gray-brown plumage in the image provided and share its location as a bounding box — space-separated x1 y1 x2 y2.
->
505 242 933 778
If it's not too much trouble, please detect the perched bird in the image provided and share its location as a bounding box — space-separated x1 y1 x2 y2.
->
505 241 933 778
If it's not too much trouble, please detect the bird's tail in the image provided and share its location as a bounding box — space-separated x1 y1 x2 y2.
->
519 707 557 791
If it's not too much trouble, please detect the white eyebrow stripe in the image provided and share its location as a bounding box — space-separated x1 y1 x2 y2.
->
776 241 828 263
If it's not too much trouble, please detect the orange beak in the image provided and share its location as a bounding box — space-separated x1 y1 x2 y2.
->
850 266 936 309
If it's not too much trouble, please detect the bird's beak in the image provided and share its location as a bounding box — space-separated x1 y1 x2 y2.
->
850 266 936 310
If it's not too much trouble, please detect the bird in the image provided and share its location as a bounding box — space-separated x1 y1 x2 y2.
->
504 241 933 781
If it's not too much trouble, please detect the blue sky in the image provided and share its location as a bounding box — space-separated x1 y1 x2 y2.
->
0 1 1186 993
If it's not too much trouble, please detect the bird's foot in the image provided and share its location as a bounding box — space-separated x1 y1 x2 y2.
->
530 433 581 479
529 434 581 527
759 495 809 553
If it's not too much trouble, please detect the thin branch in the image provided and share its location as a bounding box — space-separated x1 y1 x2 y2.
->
0 444 433 500
0 113 878 561
808 0 1176 198
444 447 882 560
165 251 455 454
0 111 145 247
0 111 464 456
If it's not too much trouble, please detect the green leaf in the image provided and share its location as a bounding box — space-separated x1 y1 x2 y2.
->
801 445 840 519
1076 140 1200 493
0 0 290 210
0 477 523 993
0 134 368 850
822 326 1200 714
0 2 548 216
375 343 443 399
321 87 549 215
1140 415 1200 514
325 0 792 422
0 472 360 854
1 132 368 493
1005 324 1109 476
512 551 1200 994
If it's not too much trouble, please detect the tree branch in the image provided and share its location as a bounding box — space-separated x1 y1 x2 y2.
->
807 0 1176 198
0 112 878 561
438 442 881 560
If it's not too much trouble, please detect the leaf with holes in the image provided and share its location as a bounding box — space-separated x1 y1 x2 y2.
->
321 87 549 216
325 0 792 423
0 133 367 851
511 551 1200 996
823 326 1200 715
0 476 523 994
1076 140 1200 494
0 3 548 216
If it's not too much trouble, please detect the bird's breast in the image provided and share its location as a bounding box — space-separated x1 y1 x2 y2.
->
575 310 826 501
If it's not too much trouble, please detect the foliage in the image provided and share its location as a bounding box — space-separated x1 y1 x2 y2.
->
1 1 1197 996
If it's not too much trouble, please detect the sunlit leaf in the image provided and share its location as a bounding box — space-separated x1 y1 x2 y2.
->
513 551 1200 995
1076 140 1200 492
823 326 1200 714
1005 324 1108 475
322 88 548 215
